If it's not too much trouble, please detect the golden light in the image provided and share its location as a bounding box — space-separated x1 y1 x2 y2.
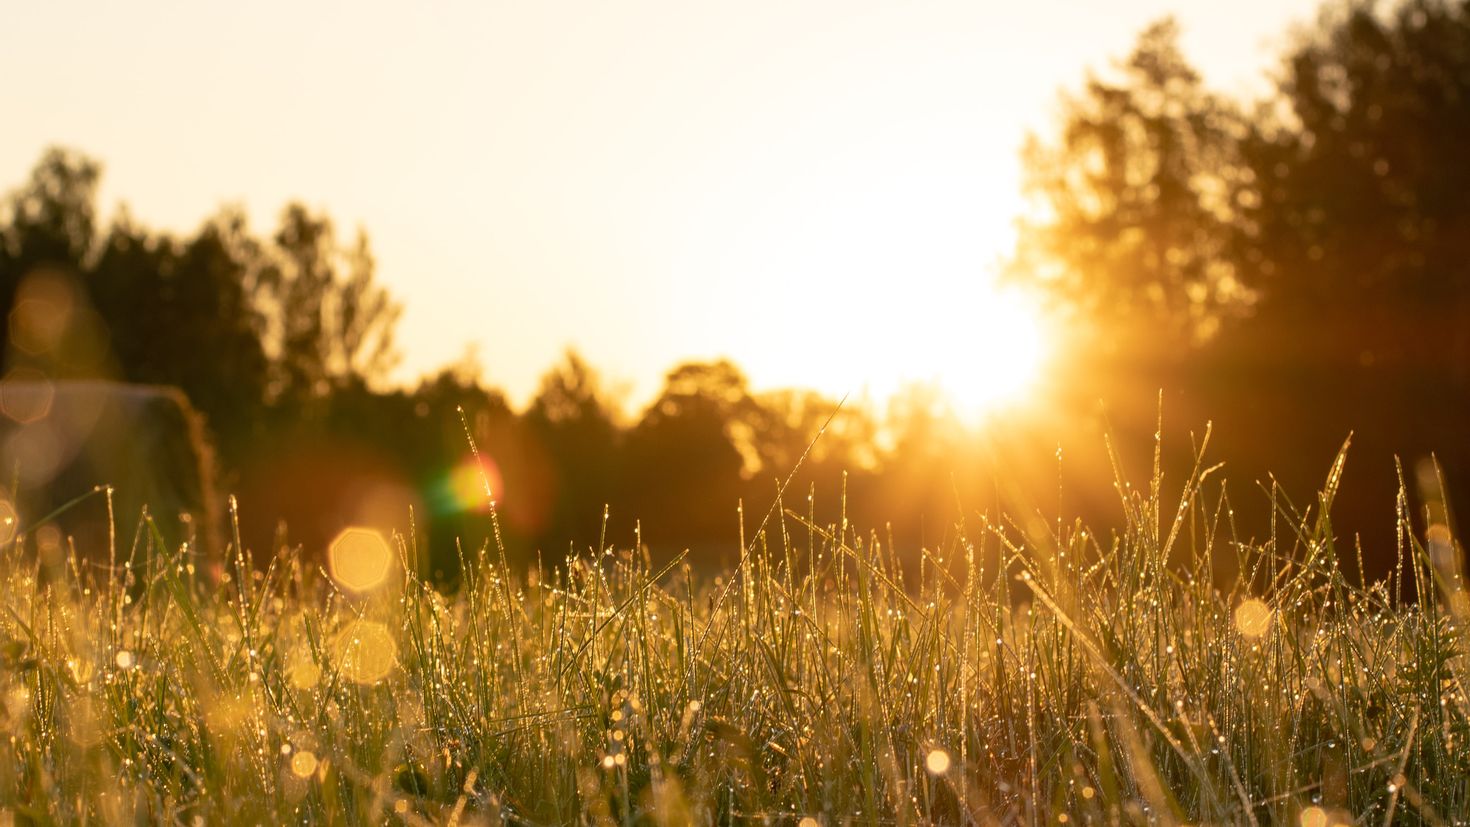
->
8 271 76 356
925 748 952 776
4 423 63 486
203 694 251 736
0 499 17 545
290 750 319 779
757 280 1054 422
437 456 504 514
1234 598 1273 639
327 527 394 593
333 620 397 685
0 369 55 424
287 652 322 690
933 288 1050 417
872 285 1052 420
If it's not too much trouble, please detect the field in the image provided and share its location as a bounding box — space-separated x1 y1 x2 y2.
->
0 437 1466 826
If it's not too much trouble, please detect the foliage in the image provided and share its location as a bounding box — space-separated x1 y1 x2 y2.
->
1008 20 1256 348
0 151 403 467
1010 0 1470 364
256 204 401 403
1240 0 1470 356
1008 0 1470 568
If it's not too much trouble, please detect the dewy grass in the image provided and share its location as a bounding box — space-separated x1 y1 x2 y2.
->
0 433 1466 825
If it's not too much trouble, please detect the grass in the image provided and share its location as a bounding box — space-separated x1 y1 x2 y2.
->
0 430 1467 825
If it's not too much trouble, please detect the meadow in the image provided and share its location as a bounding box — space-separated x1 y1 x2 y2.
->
0 431 1466 825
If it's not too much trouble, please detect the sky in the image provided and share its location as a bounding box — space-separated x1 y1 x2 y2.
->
1 0 1322 412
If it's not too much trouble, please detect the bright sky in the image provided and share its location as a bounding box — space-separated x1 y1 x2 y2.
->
2 0 1320 412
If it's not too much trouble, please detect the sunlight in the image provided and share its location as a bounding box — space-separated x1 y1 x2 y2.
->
328 527 394 594
802 282 1053 422
931 287 1050 418
435 456 503 515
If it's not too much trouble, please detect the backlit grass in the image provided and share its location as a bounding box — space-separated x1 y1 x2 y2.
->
0 434 1466 824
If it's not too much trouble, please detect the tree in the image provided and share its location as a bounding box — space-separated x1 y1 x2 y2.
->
0 148 100 279
1 152 272 461
624 360 762 553
253 204 401 402
1006 3 1470 567
750 388 876 476
88 209 272 461
524 350 622 548
526 350 620 430
1240 0 1470 370
1007 20 1256 353
0 149 103 364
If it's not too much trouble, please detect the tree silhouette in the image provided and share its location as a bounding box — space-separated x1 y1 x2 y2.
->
254 204 401 403
525 350 622 549
1008 2 1470 565
1 150 404 475
0 150 105 377
0 148 100 280
1240 0 1470 372
624 360 761 556
1008 20 1256 354
88 210 272 463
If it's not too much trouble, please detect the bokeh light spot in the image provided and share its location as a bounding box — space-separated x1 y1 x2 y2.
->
287 653 322 690
4 422 63 486
925 748 952 776
328 527 394 593
8 272 76 356
333 620 397 685
435 456 504 515
1234 598 1273 639
0 369 55 424
290 750 319 779
0 499 17 545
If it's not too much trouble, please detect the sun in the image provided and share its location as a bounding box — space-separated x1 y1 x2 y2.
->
814 282 1052 421
743 279 1052 422
930 287 1051 418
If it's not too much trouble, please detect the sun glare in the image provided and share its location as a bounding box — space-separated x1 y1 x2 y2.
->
935 287 1050 418
804 283 1052 422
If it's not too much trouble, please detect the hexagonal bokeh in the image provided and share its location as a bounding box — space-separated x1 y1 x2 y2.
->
333 620 397 685
0 368 54 424
327 526 394 593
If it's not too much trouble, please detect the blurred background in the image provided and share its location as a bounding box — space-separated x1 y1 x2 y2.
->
0 0 1465 580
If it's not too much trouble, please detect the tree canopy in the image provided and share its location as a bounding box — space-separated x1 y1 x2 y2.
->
1010 0 1470 372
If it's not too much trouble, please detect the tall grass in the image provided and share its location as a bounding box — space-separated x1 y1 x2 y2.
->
0 430 1466 824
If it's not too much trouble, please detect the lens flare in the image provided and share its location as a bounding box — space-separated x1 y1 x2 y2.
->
4 422 63 486
434 456 503 515
1234 598 1273 639
8 271 76 356
290 750 319 779
333 620 397 685
0 499 17 545
287 652 322 690
328 527 394 593
0 369 55 424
